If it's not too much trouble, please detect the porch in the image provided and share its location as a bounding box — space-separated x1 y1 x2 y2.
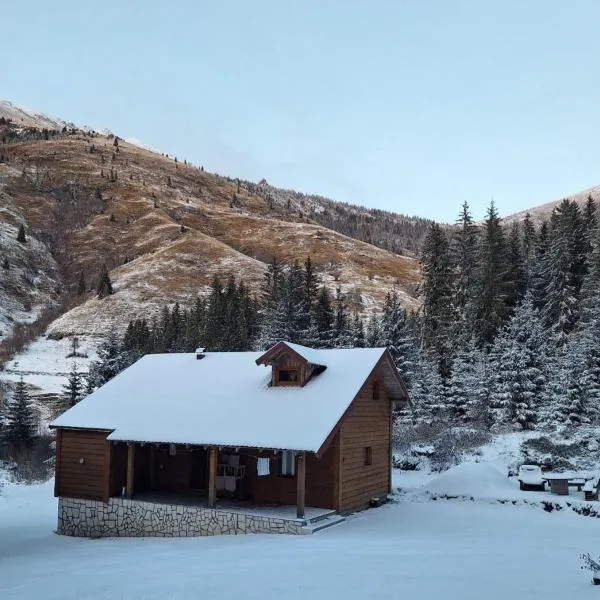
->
107 440 338 520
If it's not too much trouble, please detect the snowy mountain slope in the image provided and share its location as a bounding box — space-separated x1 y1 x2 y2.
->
0 109 420 347
0 100 66 130
0 194 59 343
504 184 600 225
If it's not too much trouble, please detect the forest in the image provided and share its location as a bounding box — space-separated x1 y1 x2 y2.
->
73 195 600 433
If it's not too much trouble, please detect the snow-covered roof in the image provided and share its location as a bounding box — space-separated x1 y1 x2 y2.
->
51 346 404 452
274 341 328 366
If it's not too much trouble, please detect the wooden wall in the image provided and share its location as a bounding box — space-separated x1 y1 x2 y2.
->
240 441 338 509
55 429 110 501
338 371 391 512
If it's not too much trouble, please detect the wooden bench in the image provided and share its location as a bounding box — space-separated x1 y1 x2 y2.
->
583 477 600 501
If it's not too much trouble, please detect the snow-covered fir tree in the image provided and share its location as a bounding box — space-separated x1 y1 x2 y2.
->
489 294 547 430
4 378 37 450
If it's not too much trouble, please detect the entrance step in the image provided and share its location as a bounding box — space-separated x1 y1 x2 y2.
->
301 514 346 534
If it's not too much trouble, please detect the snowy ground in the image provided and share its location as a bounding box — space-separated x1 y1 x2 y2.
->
1 335 99 395
2 467 600 599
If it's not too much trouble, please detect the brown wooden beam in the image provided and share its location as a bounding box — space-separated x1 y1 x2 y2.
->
149 445 156 491
54 429 63 498
208 447 217 508
103 440 112 502
126 443 135 499
296 452 306 519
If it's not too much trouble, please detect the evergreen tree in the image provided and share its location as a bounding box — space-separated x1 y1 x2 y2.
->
88 329 133 387
313 286 335 348
332 287 352 348
96 264 113 298
420 223 453 378
530 221 550 311
380 291 419 388
489 294 547 429
447 338 488 423
61 363 83 411
543 200 585 342
4 378 36 449
474 200 511 346
2 256 8 270
450 201 478 343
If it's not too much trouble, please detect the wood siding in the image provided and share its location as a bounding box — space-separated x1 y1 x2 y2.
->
338 372 391 512
55 429 110 501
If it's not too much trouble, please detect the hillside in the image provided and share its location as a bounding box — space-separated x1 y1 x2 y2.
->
504 184 600 225
0 103 421 349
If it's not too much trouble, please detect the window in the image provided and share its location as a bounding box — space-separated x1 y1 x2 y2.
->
278 369 299 384
364 446 373 466
280 450 296 476
372 380 380 400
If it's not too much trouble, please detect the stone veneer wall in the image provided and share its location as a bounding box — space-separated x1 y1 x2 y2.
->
58 497 306 537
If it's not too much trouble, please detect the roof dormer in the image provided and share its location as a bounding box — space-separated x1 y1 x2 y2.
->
255 341 327 387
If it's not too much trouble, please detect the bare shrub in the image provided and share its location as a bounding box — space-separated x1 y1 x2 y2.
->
0 434 54 483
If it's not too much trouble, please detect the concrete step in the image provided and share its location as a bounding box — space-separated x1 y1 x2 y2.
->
306 510 338 525
301 514 346 534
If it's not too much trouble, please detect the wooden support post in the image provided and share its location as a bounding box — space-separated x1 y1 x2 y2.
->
296 452 306 519
149 445 156 491
388 403 394 494
54 429 63 498
103 440 112 502
126 443 135 499
208 447 217 508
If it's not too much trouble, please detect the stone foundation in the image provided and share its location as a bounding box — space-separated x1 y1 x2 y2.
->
57 497 306 537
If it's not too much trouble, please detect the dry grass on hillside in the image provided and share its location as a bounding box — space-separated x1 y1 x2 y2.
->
2 133 420 336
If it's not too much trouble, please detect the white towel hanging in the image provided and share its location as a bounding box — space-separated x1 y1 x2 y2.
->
257 457 270 476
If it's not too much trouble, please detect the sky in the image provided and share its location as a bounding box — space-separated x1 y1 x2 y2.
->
2 1 600 222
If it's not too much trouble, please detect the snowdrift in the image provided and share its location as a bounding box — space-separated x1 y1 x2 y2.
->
422 462 515 499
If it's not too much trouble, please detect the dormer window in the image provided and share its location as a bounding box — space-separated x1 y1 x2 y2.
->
278 369 298 384
255 341 328 388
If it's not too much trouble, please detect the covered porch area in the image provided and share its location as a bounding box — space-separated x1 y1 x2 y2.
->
107 439 338 520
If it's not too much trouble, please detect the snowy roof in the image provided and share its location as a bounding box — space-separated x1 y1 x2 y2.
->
271 341 328 366
50 346 406 452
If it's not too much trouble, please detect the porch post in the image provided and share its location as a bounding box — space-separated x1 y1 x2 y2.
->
296 452 306 519
126 443 135 498
208 447 217 508
149 445 156 491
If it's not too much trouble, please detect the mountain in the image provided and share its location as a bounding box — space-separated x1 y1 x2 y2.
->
503 184 600 225
0 102 422 355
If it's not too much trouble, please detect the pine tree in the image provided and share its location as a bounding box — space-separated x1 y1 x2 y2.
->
420 223 453 378
332 287 352 348
2 256 8 270
450 201 478 343
489 294 547 430
96 264 113 298
474 200 511 346
16 224 26 243
313 286 335 348
61 363 83 411
447 338 487 423
543 200 585 342
4 378 36 449
88 330 132 387
380 291 419 388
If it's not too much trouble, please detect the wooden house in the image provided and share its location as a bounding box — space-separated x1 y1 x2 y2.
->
50 341 409 537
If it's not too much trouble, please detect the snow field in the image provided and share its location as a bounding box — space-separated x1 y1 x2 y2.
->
2 470 600 600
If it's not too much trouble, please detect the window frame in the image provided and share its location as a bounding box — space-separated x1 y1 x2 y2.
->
364 446 373 467
277 368 299 385
280 450 296 477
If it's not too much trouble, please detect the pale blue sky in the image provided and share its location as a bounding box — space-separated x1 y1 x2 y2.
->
3 1 599 221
